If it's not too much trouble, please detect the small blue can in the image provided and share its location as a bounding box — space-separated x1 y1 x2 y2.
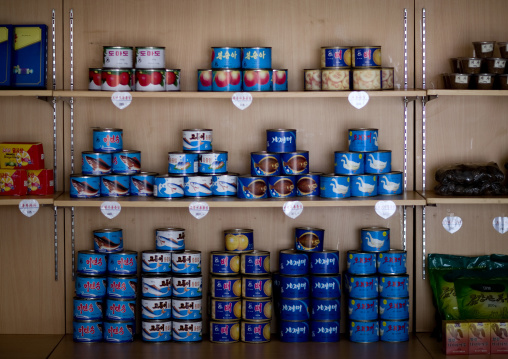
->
141 250 171 274
142 319 172 342
211 47 241 69
296 172 321 197
242 47 272 69
210 320 240 343
320 174 350 198
334 151 364 175
210 276 241 298
212 69 242 92
70 174 100 198
321 47 351 68
171 250 201 275
112 150 141 174
280 275 310 298
210 252 240 275
73 320 103 343
172 298 202 320
172 319 202 342
280 298 310 321
378 172 403 195
82 151 112 175
344 273 378 299
251 152 281 176
349 320 379 343
268 175 296 198
379 297 409 320
108 251 138 275
237 176 268 199
100 174 130 197
266 129 296 153
361 227 390 253
184 175 212 197
107 275 137 299
198 151 227 174
279 249 309 276
350 174 378 197
310 250 339 275
212 173 238 196
155 227 185 252
380 319 409 342
242 276 272 299
243 299 272 320
75 275 107 298
73 297 104 320
105 297 136 321
279 320 310 342
241 250 270 275
130 172 157 197
295 227 324 252
377 250 407 275
241 321 270 343
281 151 309 175
348 297 379 321
347 250 377 275
93 228 123 254
352 46 381 68
311 298 341 320
168 152 198 174
365 151 391 174
311 275 341 299
172 275 203 298
273 69 288 91
93 128 123 153
311 320 340 342
378 274 409 298
182 129 212 152
142 274 172 298
104 320 135 343
77 250 107 275
141 297 172 320
210 298 241 321
348 128 378 152
197 70 212 91
242 69 272 91
154 175 185 198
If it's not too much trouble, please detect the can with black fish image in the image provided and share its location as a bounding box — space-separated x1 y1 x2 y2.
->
100 174 130 197
81 151 112 175
112 150 141 174
69 174 101 198
93 228 123 253
130 172 157 197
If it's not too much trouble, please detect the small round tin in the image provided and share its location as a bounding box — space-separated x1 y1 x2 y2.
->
242 47 272 69
242 276 272 299
279 249 309 276
242 69 272 91
241 321 271 343
112 150 141 174
378 172 403 195
348 128 378 152
73 297 104 320
182 129 213 152
211 47 241 69
319 174 350 198
311 275 341 299
172 250 201 275
352 68 382 90
378 274 409 298
172 297 202 320
365 151 391 174
212 173 238 196
361 227 390 253
382 67 395 90
103 46 133 68
379 297 409 320
280 298 310 321
105 297 136 321
321 46 352 68
251 152 281 176
197 69 213 91
210 320 240 343
273 69 288 91
142 274 172 298
107 275 137 299
166 69 180 91
377 250 407 275
156 227 185 252
100 174 130 197
77 250 107 275
104 320 135 343
210 252 240 275
184 175 212 197
348 297 379 321
281 151 309 175
321 68 351 90
237 175 268 199
135 47 165 69
135 69 166 92
73 320 103 343
93 128 123 153
310 250 339 275
280 275 310 299
304 69 322 90
266 129 296 153
101 69 133 91
268 175 296 198
344 273 378 299
142 319 172 342
351 174 378 197
279 320 310 342
295 227 324 252
311 298 340 321
210 298 242 321
380 319 409 342
334 151 364 175
88 68 102 91
296 172 321 197
141 250 170 273
241 251 270 275
224 228 254 252
242 299 272 320
347 250 377 275
212 69 242 92
172 319 202 342
198 151 227 174
75 275 107 298
81 151 112 175
130 172 157 197
93 228 123 253
141 297 171 320
311 320 340 342
70 174 101 199
108 251 138 275
154 174 185 199
349 320 379 343
210 276 242 299
172 275 202 298
352 46 381 68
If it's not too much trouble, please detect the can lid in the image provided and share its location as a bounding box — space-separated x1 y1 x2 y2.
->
173 250 201 255
93 228 123 232
156 227 185 231
361 226 390 231
171 296 203 301
114 150 140 154
142 250 171 255
92 127 123 132
134 171 158 176
78 249 107 255
224 228 254 234
109 250 138 256
70 173 101 178
266 128 297 132
242 250 269 256
135 46 165 50
82 151 112 155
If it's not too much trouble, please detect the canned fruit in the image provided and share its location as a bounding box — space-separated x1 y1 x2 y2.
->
89 68 101 90
352 68 382 90
274 70 286 85
304 69 321 90
321 47 352 68
322 68 350 90
101 69 132 91
166 69 180 91
352 46 382 67
198 69 213 90
224 229 253 252
382 67 394 89
136 69 165 91
243 69 272 91
213 70 242 91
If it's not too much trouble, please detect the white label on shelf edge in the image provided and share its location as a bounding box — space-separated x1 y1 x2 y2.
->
283 201 303 219
493 217 508 234
189 201 209 219
442 215 462 234
100 201 121 219
232 92 252 110
348 91 369 110
111 92 132 110
375 200 396 219
19 200 39 217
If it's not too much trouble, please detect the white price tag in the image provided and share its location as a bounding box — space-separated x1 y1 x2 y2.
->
100 201 121 219
348 91 369 109
283 201 304 219
232 92 252 110
375 200 396 219
189 201 209 219
111 92 132 110
493 217 508 234
19 199 39 217
442 215 462 234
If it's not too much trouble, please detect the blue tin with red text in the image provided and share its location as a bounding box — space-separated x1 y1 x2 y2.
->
311 320 340 342
108 251 138 275
378 172 403 195
172 275 202 298
280 275 310 298
319 174 350 198
280 320 310 342
212 172 238 196
210 252 239 275
73 297 104 320
242 321 270 343
365 151 391 174
172 297 202 320
141 250 171 274
100 174 130 197
70 174 101 198
273 69 288 91
377 250 407 275
93 128 123 153
93 228 123 254
311 298 340 321
107 275 137 299
210 320 239 343
251 152 281 176
142 319 172 342
347 250 377 275
361 227 390 253
352 46 381 68
210 298 241 321
322 46 351 68
184 175 212 197
351 174 377 197
105 297 136 321
242 69 272 91
268 175 296 198
266 129 296 153
348 297 378 321
211 47 241 69
334 151 364 175
73 320 103 343
242 276 271 299
112 150 141 174
296 172 321 197
281 151 309 175
210 276 241 298
142 274 172 298
243 299 272 320
349 320 379 343
344 273 378 299
82 151 112 175
141 297 172 320
104 320 135 343
379 297 409 320
378 274 409 298
295 227 324 252
380 319 409 342
242 47 272 69
77 250 107 275
311 275 341 299
172 319 202 342
130 172 156 197
237 176 268 199
279 249 309 276
348 128 378 152
75 275 107 298
172 250 201 275
242 250 270 275
198 151 227 174
280 298 310 321
310 250 339 275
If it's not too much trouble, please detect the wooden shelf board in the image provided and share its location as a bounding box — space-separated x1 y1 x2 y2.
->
0 90 53 97
0 192 62 206
418 190 508 205
427 89 508 97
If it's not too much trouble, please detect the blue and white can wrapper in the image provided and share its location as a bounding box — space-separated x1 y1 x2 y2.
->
279 320 310 342
311 275 341 299
141 297 171 320
171 250 201 275
237 176 268 199
310 250 339 275
377 250 407 275
311 320 340 342
93 228 123 254
105 297 136 321
141 250 171 274
242 299 272 321
379 297 409 320
210 320 240 343
348 128 378 152
100 174 130 197
93 128 123 153
210 252 240 275
280 298 310 321
280 275 310 298
242 47 272 69
107 275 137 299
361 227 390 253
365 151 391 174
198 151 227 174
344 273 378 298
104 320 135 343
154 175 185 198
108 251 138 275
73 297 104 320
348 297 379 321
241 321 271 343
182 129 212 152
172 297 202 320
350 174 378 197
130 172 157 197
268 175 296 198
281 151 309 175
296 172 321 197
273 69 288 91
279 249 309 276
378 274 409 298
142 274 172 298
319 174 350 198
380 319 409 342
156 227 185 252
321 46 351 68
295 227 324 252
251 152 281 176
172 319 202 342
334 151 364 175
210 276 241 298
172 275 202 298
311 298 341 321
241 250 270 275
212 47 241 69
184 175 213 197
212 69 242 92
349 320 379 343
77 250 107 275
378 172 403 195
197 70 212 92
224 228 254 253
112 150 141 174
168 152 198 175
210 298 241 321
75 275 107 298
142 319 172 342
242 69 272 91
70 174 100 199
266 129 296 153
212 173 238 196
347 250 377 275
81 151 112 175
73 320 103 342
242 276 272 299
352 46 381 68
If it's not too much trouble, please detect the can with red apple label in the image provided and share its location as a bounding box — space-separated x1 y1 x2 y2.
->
103 46 133 68
89 68 102 90
136 69 165 92
166 69 180 91
101 69 132 91
212 69 242 92
135 47 165 69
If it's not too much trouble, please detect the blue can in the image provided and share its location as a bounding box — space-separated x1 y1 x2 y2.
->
268 175 296 198
321 47 351 68
242 321 271 343
142 274 172 298
348 128 379 152
130 172 156 196
379 297 409 320
184 175 212 197
100 174 130 197
104 320 134 343
198 151 227 174
141 297 171 320
171 250 201 275
156 227 185 252
70 174 100 198
344 273 378 299
197 70 212 91
77 250 107 275
73 297 104 320
296 172 321 197
210 252 240 275
352 46 381 68
280 298 310 321
168 152 198 174
349 320 379 343
142 319 172 342
365 151 391 174
172 319 202 342
281 151 309 175
73 320 103 343
212 173 238 196
242 69 272 91
378 274 409 298
112 150 141 174
75 275 107 298
311 275 341 298
295 227 324 252
172 298 202 320
211 47 241 69
320 174 350 198
241 251 270 275
242 276 272 299
280 320 310 342
378 172 403 195
93 128 123 153
347 251 377 275
182 129 212 152
380 319 409 342
210 320 240 343
311 320 340 342
93 228 123 254
212 69 242 91
273 69 288 91
105 297 136 320
280 275 310 298
266 129 296 153
107 275 137 299
242 47 272 69
351 174 378 197
210 298 241 320
311 298 340 320
210 276 241 298
279 249 309 276
361 227 390 253
81 151 112 175
108 251 138 275
141 250 171 274
310 250 339 275
348 297 378 321
243 299 272 321
172 275 202 298
154 175 185 198
237 175 268 199
377 250 407 275
251 152 281 176
334 151 364 175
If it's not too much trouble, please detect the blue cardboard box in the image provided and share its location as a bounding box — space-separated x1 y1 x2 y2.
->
0 25 13 87
12 25 47 89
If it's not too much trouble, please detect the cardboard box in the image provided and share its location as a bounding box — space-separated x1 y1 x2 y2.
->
491 322 508 354
468 321 490 354
0 169 28 196
442 321 469 355
0 142 45 170
12 25 47 89
27 169 54 195
0 25 13 87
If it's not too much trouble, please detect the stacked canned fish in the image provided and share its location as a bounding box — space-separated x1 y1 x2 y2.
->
209 229 272 343
141 227 203 342
344 227 409 343
89 46 181 92
304 46 394 91
198 47 288 92
320 128 402 199
73 228 139 343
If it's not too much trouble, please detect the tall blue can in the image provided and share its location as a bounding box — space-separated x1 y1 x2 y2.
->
73 297 104 320
344 273 378 299
280 275 310 298
93 128 123 153
266 129 296 153
296 172 321 197
378 274 409 298
310 250 339 275
334 151 364 175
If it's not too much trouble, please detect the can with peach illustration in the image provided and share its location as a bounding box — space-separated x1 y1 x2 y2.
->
243 69 272 91
321 47 352 68
197 69 212 91
212 69 242 92
352 68 382 90
352 46 381 68
304 69 321 90
322 68 351 90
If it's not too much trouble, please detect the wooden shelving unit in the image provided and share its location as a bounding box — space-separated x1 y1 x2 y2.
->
0 192 62 206
419 191 508 205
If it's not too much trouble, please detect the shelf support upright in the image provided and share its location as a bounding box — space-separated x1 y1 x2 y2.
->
70 8 76 280
51 8 58 281
421 8 427 280
402 8 408 251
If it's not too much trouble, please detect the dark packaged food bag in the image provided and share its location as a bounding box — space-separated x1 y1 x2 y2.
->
435 162 504 186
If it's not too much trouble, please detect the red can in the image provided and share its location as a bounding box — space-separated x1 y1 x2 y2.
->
27 169 54 195
136 69 166 92
101 69 132 91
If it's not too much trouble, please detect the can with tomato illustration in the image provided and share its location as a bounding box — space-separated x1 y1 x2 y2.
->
242 47 272 69
89 68 102 90
212 69 242 92
101 69 132 91
211 47 241 69
136 69 165 91
321 46 352 68
243 69 272 91
273 69 288 91
197 69 212 91
166 69 180 91
135 47 165 69
103 46 133 68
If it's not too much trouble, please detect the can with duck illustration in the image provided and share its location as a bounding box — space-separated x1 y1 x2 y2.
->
154 174 185 199
210 252 240 275
104 320 135 343
155 227 185 252
81 151 112 175
224 228 254 253
212 69 242 92
273 69 288 91
349 320 379 343
279 249 309 276
281 151 309 175
319 174 350 199
101 69 133 91
365 151 391 174
352 46 381 68
209 298 241 321
142 274 172 298
112 150 141 174
73 320 103 343
241 250 270 275
184 175 213 197
77 250 107 275
135 47 165 68
380 319 409 342
243 299 272 321
321 46 352 68
88 68 102 90
280 275 310 298
182 129 213 152
73 297 104 320
172 297 202 320
379 297 409 320
210 276 242 298
212 173 238 196
198 151 227 174
172 275 202 298
296 172 321 197
280 298 310 321
268 175 296 198
107 275 137 299
105 297 136 321
103 46 133 68
100 174 130 197
378 274 409 298
242 69 272 91
210 320 240 343
266 129 296 153
334 151 364 175
141 250 171 274
171 250 201 275
280 320 310 342
310 250 339 275
344 273 378 299
172 319 202 342
242 276 272 299
377 172 403 195
350 174 378 197
361 227 390 253
69 174 101 199
295 227 324 252
311 298 340 321
251 152 281 176
141 297 171 320
75 275 107 298
242 321 271 343
347 250 377 275
347 297 379 321
377 250 407 275
237 175 268 199
166 69 180 91
108 251 138 275
130 172 157 197
211 47 241 69
93 228 123 254
311 320 340 342
348 128 378 152
135 69 165 91
311 275 341 299
242 47 272 69
197 69 213 91
142 319 172 342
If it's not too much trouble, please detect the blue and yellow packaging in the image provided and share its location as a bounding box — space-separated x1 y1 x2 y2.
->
0 25 13 87
12 25 47 88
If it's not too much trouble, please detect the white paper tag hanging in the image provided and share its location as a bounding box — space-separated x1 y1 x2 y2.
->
100 201 121 219
442 215 462 234
189 202 209 219
348 91 369 109
232 92 252 110
283 201 303 219
19 199 40 217
111 92 132 110
375 200 396 219
493 217 508 234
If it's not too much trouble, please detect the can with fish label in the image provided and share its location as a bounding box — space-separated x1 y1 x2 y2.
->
279 249 309 276
241 320 271 343
166 69 180 91
104 320 135 343
242 299 272 320
350 174 378 197
242 47 272 69
93 228 123 253
89 68 102 91
319 174 350 198
130 172 157 197
280 298 310 321
295 172 321 197
348 297 379 321
142 250 171 274
378 274 409 298
311 320 340 342
210 320 240 343
70 174 101 198
135 47 165 69
380 319 409 342
361 227 390 253
73 297 104 320
364 151 391 174
184 175 213 197
379 297 409 320
168 152 198 175
242 69 272 92
310 250 339 275
172 275 202 298
103 46 133 68
93 128 123 153
73 319 103 343
224 228 254 253
321 46 352 68
155 227 185 252
377 250 407 275
77 250 107 275
198 151 227 174
237 175 268 199
273 69 288 91
210 276 242 299
266 129 296 153
142 274 172 298
349 320 379 343
142 319 172 342
172 250 201 275
210 298 242 321
101 69 133 91
108 251 138 275
212 69 242 92
81 151 112 175
172 297 202 320
172 319 202 342
210 252 240 275
241 250 270 275
141 297 171 320
268 175 296 198
377 172 403 195
334 151 364 175
295 227 324 252
112 150 141 174
311 275 341 299
352 46 381 68
197 69 212 92
154 175 185 199
280 275 310 299
212 172 238 196
311 298 340 321
344 273 378 299
348 128 378 152
251 152 281 176
280 320 310 342
347 250 377 275
183 129 212 152
242 276 272 299
107 275 137 299
105 297 136 321
75 275 107 298
100 174 130 197
212 47 241 69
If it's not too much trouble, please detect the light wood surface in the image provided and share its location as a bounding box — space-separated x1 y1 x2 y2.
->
0 90 53 97
0 192 62 206
427 90 508 97
420 191 508 205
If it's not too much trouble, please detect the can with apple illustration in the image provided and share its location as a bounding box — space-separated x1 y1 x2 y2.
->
103 46 134 68
242 47 272 69
89 68 102 91
273 69 288 91
197 69 212 91
135 69 166 92
211 47 241 69
243 69 272 91
101 69 132 91
135 47 165 69
212 69 242 92
166 69 180 91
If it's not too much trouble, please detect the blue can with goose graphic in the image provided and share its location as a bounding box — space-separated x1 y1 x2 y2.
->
334 151 364 175
351 174 377 197
319 174 350 198
364 151 391 174
348 128 378 152
377 171 403 195
361 227 390 253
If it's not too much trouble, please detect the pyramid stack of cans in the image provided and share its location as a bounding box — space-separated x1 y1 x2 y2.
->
344 227 409 343
73 228 139 343
320 128 402 198
209 229 272 343
141 227 203 342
